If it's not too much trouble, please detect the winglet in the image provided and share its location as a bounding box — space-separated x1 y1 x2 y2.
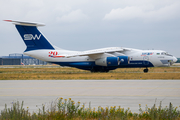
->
4 20 45 27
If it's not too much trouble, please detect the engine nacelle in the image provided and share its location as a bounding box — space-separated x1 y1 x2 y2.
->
95 57 119 66
118 56 129 65
95 56 129 67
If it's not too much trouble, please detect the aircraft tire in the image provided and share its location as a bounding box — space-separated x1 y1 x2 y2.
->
143 68 148 73
91 67 109 73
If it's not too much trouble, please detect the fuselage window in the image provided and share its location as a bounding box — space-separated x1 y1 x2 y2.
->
157 53 160 55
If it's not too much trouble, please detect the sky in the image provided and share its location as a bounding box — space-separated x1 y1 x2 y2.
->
0 0 180 57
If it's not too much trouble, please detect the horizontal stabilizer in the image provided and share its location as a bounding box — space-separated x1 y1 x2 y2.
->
4 20 45 27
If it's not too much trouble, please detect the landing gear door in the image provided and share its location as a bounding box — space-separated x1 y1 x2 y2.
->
143 56 149 65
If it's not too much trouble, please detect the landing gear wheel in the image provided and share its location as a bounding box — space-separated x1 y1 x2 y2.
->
91 67 109 73
105 70 109 73
143 68 148 73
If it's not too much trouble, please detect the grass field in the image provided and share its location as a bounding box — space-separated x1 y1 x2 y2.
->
0 66 180 80
1 98 180 120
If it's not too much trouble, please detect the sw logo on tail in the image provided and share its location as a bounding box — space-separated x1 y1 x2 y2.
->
24 34 41 40
5 20 177 73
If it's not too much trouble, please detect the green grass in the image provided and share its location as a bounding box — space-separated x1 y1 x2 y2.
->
1 98 180 120
1 67 180 80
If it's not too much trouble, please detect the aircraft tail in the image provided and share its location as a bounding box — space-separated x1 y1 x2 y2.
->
4 20 55 52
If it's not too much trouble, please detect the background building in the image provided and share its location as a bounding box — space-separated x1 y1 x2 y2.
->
0 53 47 65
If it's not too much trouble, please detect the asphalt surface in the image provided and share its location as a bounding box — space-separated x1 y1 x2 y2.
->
0 80 180 113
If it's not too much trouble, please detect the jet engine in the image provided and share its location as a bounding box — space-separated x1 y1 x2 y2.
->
118 56 129 65
95 56 129 66
95 57 119 66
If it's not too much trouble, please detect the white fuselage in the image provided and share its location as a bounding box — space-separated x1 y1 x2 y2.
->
24 47 177 68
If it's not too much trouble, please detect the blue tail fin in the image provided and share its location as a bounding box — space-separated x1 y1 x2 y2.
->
15 25 54 52
4 20 54 52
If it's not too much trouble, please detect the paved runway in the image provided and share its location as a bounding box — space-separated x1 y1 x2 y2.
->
0 80 180 113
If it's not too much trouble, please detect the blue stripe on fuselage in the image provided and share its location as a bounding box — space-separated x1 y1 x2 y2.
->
51 60 154 70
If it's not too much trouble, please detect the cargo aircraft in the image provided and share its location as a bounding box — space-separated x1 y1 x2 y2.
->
5 20 177 73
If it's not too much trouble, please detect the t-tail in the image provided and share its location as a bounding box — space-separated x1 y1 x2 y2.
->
4 20 55 52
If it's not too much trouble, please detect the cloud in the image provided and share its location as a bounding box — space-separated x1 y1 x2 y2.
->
104 6 143 21
0 0 180 57
0 0 88 24
57 9 88 23
103 2 180 22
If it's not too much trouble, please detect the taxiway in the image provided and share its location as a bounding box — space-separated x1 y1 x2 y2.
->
0 80 180 113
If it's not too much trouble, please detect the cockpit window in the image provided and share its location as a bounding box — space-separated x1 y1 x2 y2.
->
165 53 173 56
161 52 173 56
161 52 165 55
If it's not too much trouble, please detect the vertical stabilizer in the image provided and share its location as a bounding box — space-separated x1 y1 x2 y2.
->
5 20 55 52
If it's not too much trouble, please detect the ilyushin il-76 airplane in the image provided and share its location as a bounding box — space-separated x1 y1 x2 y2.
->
5 20 177 73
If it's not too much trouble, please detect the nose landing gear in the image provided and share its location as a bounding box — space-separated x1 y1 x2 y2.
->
143 67 149 73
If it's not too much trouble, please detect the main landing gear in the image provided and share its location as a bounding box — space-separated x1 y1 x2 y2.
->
143 67 149 73
91 67 109 73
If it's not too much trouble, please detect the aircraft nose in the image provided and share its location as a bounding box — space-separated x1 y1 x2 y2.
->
173 56 177 63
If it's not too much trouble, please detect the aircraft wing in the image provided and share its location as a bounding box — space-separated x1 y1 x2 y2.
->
65 47 130 58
